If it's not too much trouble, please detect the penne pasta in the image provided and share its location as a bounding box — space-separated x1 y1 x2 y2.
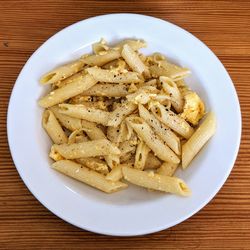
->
138 104 181 155
68 129 89 144
52 160 127 193
122 166 191 196
39 38 216 196
108 101 137 127
175 79 190 96
149 62 190 81
49 106 82 131
120 152 134 163
102 59 129 71
58 103 110 126
51 139 120 159
126 116 180 163
38 74 97 108
54 71 84 88
134 140 151 170
160 76 184 113
105 165 123 182
76 157 109 174
92 38 109 54
42 110 68 144
150 102 194 139
119 140 137 158
86 67 141 84
144 152 162 169
182 112 216 169
157 162 179 176
114 39 147 51
80 120 120 169
81 50 121 66
81 83 129 97
40 59 85 85
126 86 159 105
121 44 150 76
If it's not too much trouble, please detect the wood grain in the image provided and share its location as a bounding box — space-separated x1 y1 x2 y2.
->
0 1 250 249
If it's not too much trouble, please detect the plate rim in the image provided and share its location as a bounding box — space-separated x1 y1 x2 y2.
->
7 13 242 236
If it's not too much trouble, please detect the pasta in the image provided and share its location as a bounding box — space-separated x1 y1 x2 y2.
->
144 153 162 169
108 101 137 127
160 76 184 113
38 74 97 108
81 50 121 67
49 106 82 131
105 165 123 182
53 160 127 193
138 104 181 155
51 139 120 159
150 102 194 139
81 83 129 97
134 140 150 170
182 112 216 168
39 38 216 196
122 166 191 196
121 44 150 77
126 116 180 164
76 157 109 174
86 67 141 84
58 103 110 126
42 110 68 144
157 162 179 176
40 59 85 85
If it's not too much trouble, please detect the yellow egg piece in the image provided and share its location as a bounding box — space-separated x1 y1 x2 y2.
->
181 91 205 125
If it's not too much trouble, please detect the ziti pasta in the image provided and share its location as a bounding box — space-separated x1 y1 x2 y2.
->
39 38 216 195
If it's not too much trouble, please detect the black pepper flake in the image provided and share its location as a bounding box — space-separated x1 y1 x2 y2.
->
117 129 120 133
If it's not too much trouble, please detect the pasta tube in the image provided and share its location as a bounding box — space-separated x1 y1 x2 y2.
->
182 112 216 168
51 139 120 159
58 103 110 126
157 162 179 176
121 44 149 76
126 116 180 163
122 166 191 196
38 74 97 108
139 104 181 155
40 59 84 84
76 157 109 174
42 110 67 144
86 67 141 84
49 106 82 131
134 140 151 170
150 102 194 139
52 160 127 193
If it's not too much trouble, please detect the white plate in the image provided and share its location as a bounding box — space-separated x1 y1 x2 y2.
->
7 14 241 236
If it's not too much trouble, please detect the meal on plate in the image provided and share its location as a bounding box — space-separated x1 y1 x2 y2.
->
38 38 216 196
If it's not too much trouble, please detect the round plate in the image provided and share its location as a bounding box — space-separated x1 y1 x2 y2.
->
7 14 241 236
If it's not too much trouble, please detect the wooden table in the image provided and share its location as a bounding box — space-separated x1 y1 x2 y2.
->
1 1 249 249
